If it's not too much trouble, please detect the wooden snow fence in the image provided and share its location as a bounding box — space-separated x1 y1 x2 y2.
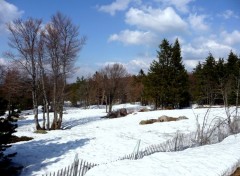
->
119 143 168 160
119 132 195 160
43 133 196 176
43 154 97 176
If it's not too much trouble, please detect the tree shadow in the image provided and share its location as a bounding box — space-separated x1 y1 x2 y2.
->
17 119 42 127
17 116 104 129
6 137 92 175
62 116 103 129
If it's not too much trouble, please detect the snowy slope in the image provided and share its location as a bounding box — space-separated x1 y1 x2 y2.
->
5 105 239 176
85 134 240 176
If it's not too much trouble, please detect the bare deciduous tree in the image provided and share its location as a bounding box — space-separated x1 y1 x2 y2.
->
100 63 128 112
43 12 86 129
7 18 42 130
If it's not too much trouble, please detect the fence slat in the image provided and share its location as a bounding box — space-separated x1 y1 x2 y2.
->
66 165 70 176
70 163 74 176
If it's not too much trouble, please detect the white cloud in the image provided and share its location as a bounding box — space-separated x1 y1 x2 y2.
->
125 7 188 33
188 13 209 31
98 0 131 16
183 59 200 71
128 58 151 73
124 54 155 74
220 10 239 19
0 0 23 33
204 40 234 58
221 30 240 45
182 38 233 61
155 0 194 13
108 30 156 45
96 53 154 75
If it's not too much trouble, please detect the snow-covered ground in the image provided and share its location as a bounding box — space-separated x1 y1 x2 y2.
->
86 134 240 176
5 104 240 176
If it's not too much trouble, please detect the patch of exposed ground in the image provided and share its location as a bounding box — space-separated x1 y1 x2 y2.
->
232 168 240 176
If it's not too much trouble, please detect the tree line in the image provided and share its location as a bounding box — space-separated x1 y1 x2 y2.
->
191 51 240 106
0 12 239 130
67 39 239 110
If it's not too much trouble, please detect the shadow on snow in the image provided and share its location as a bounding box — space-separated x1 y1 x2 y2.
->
7 137 92 175
17 116 104 129
61 116 104 130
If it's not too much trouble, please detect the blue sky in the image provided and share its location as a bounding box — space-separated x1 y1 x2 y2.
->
0 0 240 81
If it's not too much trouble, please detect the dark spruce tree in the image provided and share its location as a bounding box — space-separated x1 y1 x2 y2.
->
202 53 218 104
215 58 227 105
145 38 190 109
0 98 8 116
192 62 205 105
0 117 21 176
191 51 240 106
171 39 190 108
192 53 218 105
226 51 240 105
145 39 171 109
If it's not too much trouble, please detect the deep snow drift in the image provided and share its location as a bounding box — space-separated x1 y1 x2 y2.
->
4 104 240 176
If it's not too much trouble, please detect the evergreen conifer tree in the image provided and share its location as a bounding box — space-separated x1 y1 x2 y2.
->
192 51 240 106
202 53 217 104
192 62 204 104
226 51 240 105
145 38 190 109
0 118 20 176
171 39 190 108
215 58 227 105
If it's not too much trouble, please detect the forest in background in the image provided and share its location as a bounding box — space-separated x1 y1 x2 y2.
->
1 39 240 114
0 13 239 131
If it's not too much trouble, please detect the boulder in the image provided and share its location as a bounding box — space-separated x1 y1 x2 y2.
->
106 108 128 118
139 119 157 125
119 108 128 116
139 115 189 125
158 115 178 122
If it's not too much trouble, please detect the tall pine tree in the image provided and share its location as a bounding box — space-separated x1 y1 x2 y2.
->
145 38 190 109
171 39 190 108
192 62 204 104
226 51 240 105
